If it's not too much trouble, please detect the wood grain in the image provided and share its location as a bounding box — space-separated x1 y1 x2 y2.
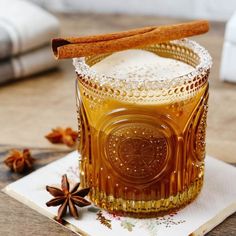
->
0 13 235 236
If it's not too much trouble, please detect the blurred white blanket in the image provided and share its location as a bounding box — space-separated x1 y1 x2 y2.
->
0 45 57 84
221 11 236 82
0 0 59 84
0 0 59 59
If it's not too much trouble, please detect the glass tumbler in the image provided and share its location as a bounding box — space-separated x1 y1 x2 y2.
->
73 39 212 217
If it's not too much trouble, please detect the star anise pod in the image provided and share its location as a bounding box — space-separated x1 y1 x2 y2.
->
45 127 78 147
4 149 35 173
46 174 90 220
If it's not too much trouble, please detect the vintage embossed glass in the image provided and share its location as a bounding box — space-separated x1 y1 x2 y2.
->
73 39 212 217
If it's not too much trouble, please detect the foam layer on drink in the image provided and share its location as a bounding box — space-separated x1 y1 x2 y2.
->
91 49 194 80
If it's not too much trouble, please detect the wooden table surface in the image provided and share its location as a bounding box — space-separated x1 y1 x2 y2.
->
0 13 235 236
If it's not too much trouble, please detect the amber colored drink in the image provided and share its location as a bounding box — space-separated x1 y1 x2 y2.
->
74 40 212 217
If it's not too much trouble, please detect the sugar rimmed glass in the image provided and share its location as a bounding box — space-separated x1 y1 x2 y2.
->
73 39 212 217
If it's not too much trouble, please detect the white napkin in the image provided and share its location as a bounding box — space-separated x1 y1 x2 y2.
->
220 10 236 82
0 0 59 59
3 152 236 236
220 41 236 83
0 45 57 84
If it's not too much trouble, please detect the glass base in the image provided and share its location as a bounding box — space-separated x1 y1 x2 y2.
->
89 176 204 218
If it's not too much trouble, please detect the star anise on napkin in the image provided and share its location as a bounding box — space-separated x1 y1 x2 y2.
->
4 149 35 173
46 174 91 220
45 127 78 147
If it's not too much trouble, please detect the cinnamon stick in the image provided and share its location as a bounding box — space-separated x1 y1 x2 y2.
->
52 20 209 59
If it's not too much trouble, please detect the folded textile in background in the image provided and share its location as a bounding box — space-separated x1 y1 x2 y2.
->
220 11 236 83
0 46 57 84
0 0 59 84
0 0 59 59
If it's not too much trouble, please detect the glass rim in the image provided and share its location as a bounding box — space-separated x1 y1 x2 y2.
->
73 39 212 89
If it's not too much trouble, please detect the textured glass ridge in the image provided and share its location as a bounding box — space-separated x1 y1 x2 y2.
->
73 39 212 104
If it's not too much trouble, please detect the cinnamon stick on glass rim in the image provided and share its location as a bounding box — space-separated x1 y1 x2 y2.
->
52 20 209 59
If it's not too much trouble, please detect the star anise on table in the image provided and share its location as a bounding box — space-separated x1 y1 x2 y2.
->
45 127 78 147
4 149 35 173
46 174 91 220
